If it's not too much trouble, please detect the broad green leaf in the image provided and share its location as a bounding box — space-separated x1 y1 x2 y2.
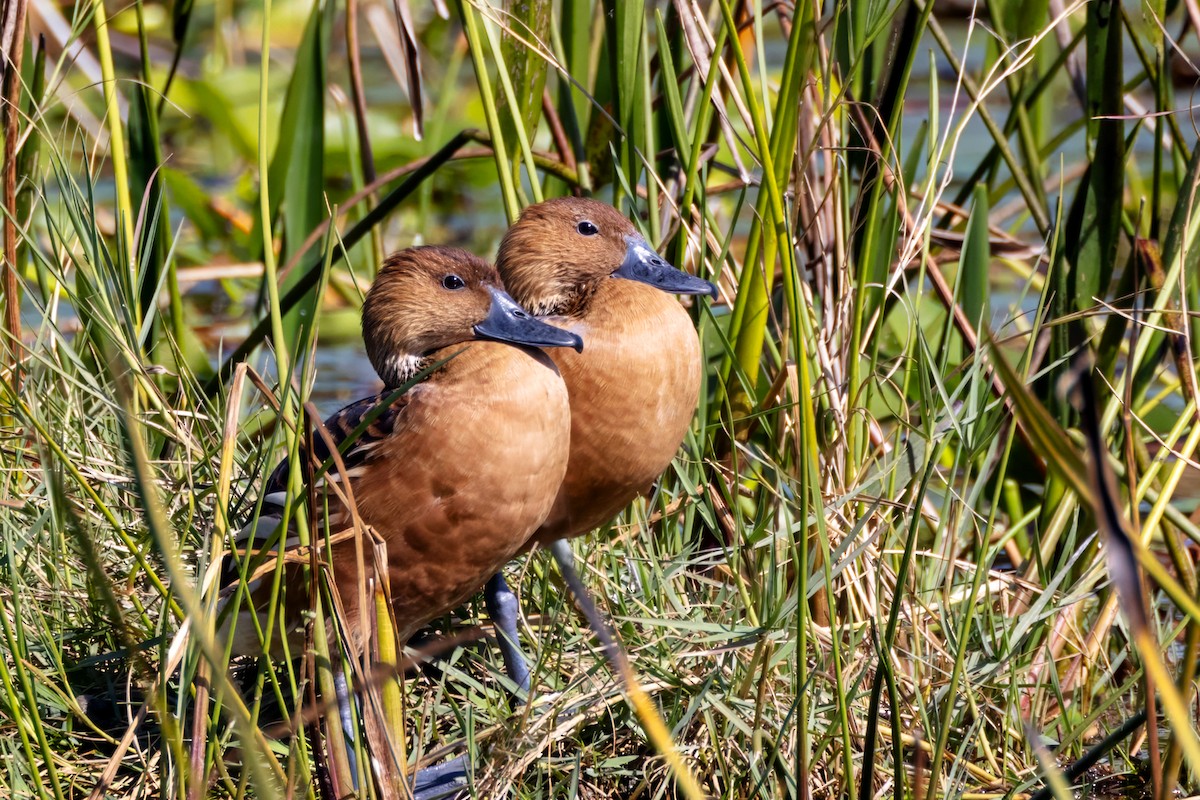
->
960 184 990 334
127 84 165 320
1068 0 1123 310
1161 134 1200 342
653 10 689 161
558 0 592 154
16 38 44 285
498 0 551 158
257 0 334 345
607 0 643 131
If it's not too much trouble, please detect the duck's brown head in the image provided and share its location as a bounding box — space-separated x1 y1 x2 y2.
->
496 197 717 317
363 246 583 387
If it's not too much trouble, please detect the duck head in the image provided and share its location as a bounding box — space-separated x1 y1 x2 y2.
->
363 246 584 387
496 197 717 316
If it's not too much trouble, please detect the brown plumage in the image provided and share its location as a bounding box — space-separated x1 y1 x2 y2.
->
221 246 579 655
495 198 714 549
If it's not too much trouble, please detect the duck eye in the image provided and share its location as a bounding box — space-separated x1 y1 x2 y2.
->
576 220 599 236
441 274 465 290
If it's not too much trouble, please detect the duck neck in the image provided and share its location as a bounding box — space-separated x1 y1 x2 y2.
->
580 277 673 325
378 352 430 388
509 275 603 319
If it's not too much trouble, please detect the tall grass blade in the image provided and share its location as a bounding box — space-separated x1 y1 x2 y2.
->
1068 0 1124 312
498 0 550 166
266 0 333 346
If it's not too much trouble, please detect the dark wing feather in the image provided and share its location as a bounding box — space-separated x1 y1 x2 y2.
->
220 389 412 589
261 389 411 505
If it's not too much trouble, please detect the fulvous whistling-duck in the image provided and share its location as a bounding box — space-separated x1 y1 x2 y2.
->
483 198 715 691
220 245 582 659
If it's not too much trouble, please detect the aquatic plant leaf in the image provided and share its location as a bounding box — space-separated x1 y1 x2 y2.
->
497 0 550 155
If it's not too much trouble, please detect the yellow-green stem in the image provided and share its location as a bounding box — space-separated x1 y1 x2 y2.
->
90 0 137 277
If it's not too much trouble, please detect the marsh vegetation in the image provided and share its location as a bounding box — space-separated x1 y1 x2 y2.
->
2 0 1200 797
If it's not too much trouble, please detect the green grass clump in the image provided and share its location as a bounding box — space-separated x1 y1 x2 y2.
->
2 0 1199 797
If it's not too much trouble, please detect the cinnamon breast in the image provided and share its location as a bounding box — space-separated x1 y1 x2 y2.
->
527 279 702 547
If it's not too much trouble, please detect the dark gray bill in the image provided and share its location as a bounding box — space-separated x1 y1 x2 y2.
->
613 236 718 298
474 286 584 352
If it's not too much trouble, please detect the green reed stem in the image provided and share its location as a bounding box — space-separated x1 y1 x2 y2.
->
460 1 520 222
90 0 137 284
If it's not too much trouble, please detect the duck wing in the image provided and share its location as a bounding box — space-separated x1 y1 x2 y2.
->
260 388 414 508
221 387 415 588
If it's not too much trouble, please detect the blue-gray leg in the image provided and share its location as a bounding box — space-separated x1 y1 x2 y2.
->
412 755 470 800
334 669 359 785
484 572 531 698
397 573 525 799
548 539 625 677
337 660 470 799
407 544 623 800
403 545 615 800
